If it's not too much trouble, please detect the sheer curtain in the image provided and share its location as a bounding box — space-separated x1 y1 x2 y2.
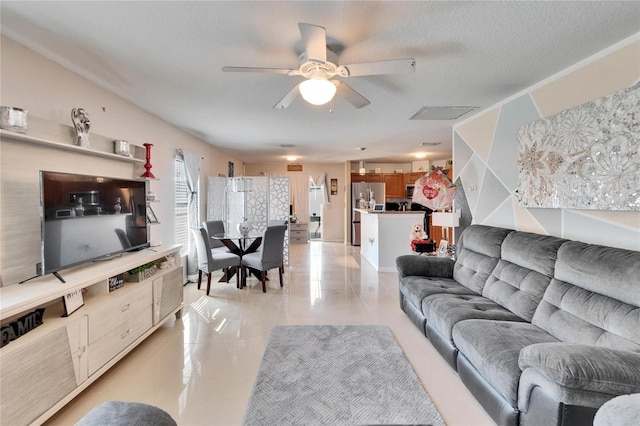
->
311 172 331 206
178 150 202 280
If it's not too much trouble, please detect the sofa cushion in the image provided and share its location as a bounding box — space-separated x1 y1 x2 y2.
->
483 232 565 321
532 242 640 351
453 225 513 294
452 320 558 406
519 343 640 395
422 294 524 342
400 276 477 313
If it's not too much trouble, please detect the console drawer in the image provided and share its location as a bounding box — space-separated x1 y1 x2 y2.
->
87 284 151 344
88 305 152 375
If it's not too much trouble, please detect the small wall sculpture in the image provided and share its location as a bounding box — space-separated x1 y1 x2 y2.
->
517 82 639 211
71 107 91 148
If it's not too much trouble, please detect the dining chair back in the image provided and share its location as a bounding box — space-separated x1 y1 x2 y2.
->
203 220 226 249
268 219 288 227
191 227 241 295
241 224 287 292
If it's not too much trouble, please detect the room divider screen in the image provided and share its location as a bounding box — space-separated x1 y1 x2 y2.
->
207 176 290 264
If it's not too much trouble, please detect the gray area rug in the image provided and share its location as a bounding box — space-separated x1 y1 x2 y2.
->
243 325 445 425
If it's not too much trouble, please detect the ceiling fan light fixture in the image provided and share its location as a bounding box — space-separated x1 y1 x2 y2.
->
299 78 336 105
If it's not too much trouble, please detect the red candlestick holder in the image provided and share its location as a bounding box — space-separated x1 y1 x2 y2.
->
140 143 156 178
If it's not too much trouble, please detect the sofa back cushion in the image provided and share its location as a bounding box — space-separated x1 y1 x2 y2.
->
483 231 566 321
453 225 513 294
532 241 640 351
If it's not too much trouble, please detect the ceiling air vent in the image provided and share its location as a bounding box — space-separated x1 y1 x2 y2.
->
409 106 478 121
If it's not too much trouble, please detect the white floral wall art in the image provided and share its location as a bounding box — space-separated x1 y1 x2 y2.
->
517 82 639 211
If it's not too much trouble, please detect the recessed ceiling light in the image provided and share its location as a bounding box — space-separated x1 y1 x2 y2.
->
285 155 298 162
414 152 427 159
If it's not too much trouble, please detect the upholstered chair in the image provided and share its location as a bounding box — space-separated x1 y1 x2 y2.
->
241 224 287 292
191 227 240 295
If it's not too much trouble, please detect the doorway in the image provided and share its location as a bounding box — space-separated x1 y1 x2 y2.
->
309 186 323 240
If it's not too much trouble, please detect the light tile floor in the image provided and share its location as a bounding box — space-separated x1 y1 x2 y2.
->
46 242 495 426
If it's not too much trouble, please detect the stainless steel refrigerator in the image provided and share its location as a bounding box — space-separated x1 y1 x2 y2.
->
351 182 385 246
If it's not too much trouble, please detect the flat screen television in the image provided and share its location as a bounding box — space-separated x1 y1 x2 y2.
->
39 170 149 280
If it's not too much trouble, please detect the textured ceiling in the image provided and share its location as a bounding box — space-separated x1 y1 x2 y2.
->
1 1 639 164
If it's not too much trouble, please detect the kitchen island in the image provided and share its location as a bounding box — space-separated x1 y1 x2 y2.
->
355 208 426 272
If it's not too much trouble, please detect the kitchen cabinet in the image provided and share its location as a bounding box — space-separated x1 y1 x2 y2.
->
350 173 383 183
383 173 404 198
405 172 425 186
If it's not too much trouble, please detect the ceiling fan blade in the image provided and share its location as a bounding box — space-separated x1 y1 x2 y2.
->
338 58 416 77
298 23 327 63
333 80 371 109
273 84 301 109
222 66 294 75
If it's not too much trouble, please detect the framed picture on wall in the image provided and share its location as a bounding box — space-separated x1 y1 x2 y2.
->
330 178 338 195
228 161 234 177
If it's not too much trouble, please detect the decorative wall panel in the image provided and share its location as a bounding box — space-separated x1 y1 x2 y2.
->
517 82 639 211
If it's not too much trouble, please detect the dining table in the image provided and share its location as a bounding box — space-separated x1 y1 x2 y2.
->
211 231 263 287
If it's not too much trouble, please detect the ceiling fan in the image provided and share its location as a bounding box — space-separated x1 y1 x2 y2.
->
222 23 416 109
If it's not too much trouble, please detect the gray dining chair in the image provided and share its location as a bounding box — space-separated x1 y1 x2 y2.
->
202 220 228 255
241 224 287 293
191 227 241 295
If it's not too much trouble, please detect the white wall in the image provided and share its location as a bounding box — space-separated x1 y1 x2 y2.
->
0 35 244 285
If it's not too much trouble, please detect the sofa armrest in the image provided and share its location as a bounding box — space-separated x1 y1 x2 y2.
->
395 255 455 279
519 343 640 395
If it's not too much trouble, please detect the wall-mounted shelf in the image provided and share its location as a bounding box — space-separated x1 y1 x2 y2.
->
0 129 145 164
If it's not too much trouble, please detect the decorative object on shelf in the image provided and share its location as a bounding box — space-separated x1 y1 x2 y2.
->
108 273 124 292
0 106 28 133
517 81 640 211
62 289 84 316
126 262 157 282
237 217 251 236
71 107 91 148
411 239 436 253
228 161 234 177
114 197 122 214
75 197 85 216
0 308 45 348
437 240 449 257
141 143 156 178
113 139 131 157
410 223 428 240
146 205 159 223
146 191 157 201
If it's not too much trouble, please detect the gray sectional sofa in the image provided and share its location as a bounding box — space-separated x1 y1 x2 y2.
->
396 224 640 426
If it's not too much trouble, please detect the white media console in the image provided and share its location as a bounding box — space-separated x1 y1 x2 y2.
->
0 244 183 425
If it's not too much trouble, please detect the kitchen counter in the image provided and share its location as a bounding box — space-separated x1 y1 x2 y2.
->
354 208 424 215
356 209 426 272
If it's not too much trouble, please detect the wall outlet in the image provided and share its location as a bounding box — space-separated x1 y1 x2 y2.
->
36 262 42 275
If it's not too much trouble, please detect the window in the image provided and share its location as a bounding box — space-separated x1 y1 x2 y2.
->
175 157 198 254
